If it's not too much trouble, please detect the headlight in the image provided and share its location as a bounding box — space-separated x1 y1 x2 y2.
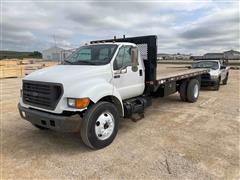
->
211 75 219 80
67 98 75 107
67 98 90 109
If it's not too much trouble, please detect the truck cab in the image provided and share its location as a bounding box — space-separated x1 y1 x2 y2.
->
192 60 229 90
19 40 147 148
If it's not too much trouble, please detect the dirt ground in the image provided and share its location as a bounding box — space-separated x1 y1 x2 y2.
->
1 66 240 179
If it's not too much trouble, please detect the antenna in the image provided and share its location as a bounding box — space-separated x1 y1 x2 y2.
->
52 34 57 47
52 34 61 63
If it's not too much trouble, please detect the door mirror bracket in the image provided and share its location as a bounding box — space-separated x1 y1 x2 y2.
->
120 68 127 74
115 65 127 74
131 47 138 72
220 65 226 69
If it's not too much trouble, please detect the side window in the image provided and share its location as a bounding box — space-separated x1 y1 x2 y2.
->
114 46 132 70
123 46 132 67
114 47 125 70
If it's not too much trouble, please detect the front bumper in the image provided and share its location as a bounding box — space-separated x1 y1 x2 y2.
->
201 78 218 87
18 103 81 132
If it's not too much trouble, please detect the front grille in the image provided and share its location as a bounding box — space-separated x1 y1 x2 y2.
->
23 81 63 110
201 73 210 80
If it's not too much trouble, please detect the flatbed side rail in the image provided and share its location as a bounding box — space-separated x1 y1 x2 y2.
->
154 69 208 85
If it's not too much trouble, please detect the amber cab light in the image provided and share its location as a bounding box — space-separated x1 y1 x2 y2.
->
67 98 90 109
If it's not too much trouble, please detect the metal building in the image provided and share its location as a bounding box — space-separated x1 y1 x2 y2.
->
42 47 74 61
223 50 240 60
203 53 224 59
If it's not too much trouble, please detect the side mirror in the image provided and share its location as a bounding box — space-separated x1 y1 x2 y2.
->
131 47 138 72
220 65 226 69
115 65 128 74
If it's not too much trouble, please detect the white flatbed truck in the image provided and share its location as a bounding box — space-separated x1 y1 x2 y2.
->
18 35 208 149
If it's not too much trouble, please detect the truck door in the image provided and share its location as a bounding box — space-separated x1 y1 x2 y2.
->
112 45 145 100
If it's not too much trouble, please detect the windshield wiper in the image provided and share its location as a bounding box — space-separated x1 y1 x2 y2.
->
64 60 74 65
73 61 97 65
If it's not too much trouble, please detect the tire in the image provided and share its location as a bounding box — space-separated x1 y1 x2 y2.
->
222 74 228 85
80 101 119 149
186 79 200 103
179 81 187 101
213 77 221 90
32 124 49 130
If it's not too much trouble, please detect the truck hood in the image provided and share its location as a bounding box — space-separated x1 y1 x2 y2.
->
208 69 220 76
24 64 112 84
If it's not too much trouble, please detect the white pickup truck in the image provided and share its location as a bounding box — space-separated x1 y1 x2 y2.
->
192 60 229 90
18 35 208 149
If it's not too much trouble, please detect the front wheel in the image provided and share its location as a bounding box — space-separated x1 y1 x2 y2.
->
222 74 228 85
213 77 221 90
80 101 119 149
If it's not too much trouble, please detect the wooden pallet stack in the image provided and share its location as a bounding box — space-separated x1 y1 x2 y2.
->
0 59 19 66
0 66 25 78
0 60 25 78
42 62 58 67
0 59 58 79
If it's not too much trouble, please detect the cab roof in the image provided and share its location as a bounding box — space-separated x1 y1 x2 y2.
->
89 42 136 46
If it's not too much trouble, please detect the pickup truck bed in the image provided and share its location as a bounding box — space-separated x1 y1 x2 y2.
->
156 64 208 84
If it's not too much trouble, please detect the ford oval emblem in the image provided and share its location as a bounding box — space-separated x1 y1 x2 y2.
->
32 92 39 97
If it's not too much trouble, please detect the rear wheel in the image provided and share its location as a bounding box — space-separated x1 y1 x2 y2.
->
80 101 119 149
186 79 200 103
179 81 187 101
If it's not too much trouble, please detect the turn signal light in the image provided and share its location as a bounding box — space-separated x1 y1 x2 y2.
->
67 98 90 109
75 98 90 109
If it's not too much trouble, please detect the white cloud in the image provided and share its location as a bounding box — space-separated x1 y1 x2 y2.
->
1 1 239 54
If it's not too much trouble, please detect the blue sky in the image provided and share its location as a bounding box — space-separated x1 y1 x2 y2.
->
1 0 239 55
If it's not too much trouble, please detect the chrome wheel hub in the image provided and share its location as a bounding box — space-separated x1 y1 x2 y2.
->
193 84 199 98
95 112 115 140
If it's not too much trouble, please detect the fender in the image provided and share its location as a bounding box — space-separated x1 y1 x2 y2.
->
65 78 124 116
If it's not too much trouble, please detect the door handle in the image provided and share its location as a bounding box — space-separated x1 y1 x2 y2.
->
114 75 120 78
139 69 143 76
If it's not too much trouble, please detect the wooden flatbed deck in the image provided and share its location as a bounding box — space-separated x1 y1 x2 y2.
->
156 64 208 84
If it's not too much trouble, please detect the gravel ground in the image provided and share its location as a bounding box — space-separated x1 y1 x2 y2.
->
1 67 239 179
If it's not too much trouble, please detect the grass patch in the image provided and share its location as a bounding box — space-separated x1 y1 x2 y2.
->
0 50 42 60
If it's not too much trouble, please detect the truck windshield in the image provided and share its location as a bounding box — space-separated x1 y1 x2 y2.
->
192 61 219 70
64 44 118 65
